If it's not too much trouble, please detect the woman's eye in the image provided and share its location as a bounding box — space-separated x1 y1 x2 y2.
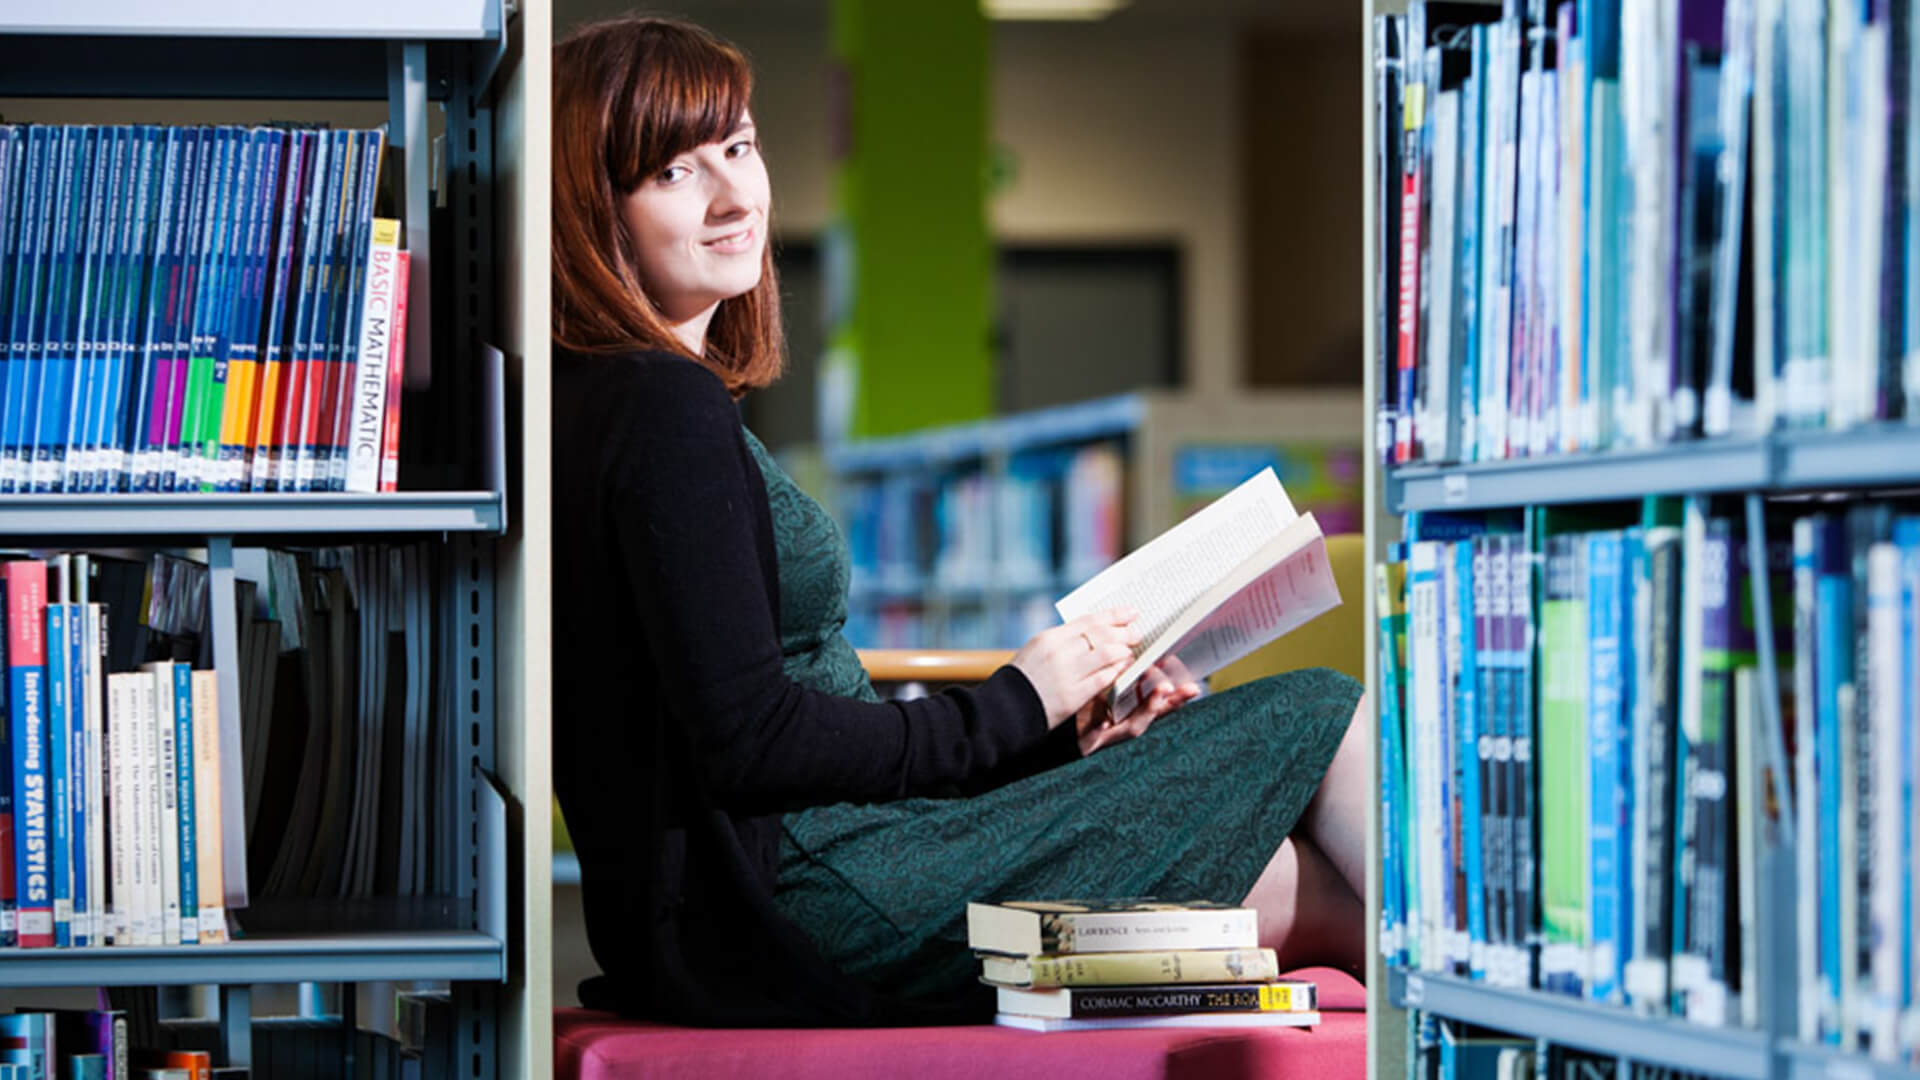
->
727 139 756 159
658 164 691 184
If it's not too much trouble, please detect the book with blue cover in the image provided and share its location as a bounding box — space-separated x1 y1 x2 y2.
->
1456 539 1488 979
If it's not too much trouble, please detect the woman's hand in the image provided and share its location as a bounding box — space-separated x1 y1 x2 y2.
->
1075 657 1201 756
1008 608 1142 730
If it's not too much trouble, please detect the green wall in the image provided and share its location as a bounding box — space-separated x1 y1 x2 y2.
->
822 0 993 439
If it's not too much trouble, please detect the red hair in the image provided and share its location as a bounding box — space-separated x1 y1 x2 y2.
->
552 15 784 396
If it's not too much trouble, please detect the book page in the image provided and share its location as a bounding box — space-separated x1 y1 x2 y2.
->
1056 468 1298 649
1110 519 1341 715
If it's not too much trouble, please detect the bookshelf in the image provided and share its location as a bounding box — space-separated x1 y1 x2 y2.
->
824 387 1364 650
0 2 550 1078
1361 0 1920 1077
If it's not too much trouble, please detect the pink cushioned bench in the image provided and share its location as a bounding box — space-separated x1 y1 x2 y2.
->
555 967 1367 1080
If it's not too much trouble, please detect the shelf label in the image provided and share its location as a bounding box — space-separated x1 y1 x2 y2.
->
1404 974 1426 1007
1443 474 1468 505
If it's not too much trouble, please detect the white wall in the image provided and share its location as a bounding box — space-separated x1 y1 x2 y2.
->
558 4 1244 393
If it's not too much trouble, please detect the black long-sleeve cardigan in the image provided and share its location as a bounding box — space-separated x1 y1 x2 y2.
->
551 347 1074 1025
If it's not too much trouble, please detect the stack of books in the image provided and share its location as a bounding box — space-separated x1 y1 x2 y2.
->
966 898 1320 1033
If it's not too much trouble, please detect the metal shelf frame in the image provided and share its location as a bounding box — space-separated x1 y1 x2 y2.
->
1389 426 1920 512
1784 1043 1920 1080
0 10 517 1076
0 931 506 988
0 492 504 539
1389 971 1776 1079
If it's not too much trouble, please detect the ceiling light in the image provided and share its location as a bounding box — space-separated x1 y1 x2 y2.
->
982 0 1132 20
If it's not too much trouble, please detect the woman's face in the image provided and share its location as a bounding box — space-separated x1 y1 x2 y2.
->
620 117 770 326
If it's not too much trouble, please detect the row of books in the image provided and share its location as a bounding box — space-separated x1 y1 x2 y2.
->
1 988 455 1080
0 540 459 949
1 556 226 948
965 899 1319 1032
840 441 1127 605
1380 498 1920 1062
1408 1014 1726 1080
1374 0 1920 466
0 123 411 495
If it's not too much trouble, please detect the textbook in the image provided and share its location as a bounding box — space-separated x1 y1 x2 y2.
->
1055 467 1340 715
980 946 1280 988
993 1010 1320 1033
995 979 1317 1019
967 899 1258 956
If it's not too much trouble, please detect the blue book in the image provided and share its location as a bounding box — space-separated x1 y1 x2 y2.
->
1486 534 1520 984
85 127 134 493
33 128 87 494
95 127 147 493
0 1013 50 1080
1437 542 1459 970
43 601 70 947
62 127 109 493
173 661 197 944
1456 539 1488 979
3 128 50 494
66 602 91 948
1896 517 1920 1020
0 127 20 499
1813 515 1851 1042
1377 562 1408 966
1587 530 1627 1003
1457 27 1487 463
126 128 183 493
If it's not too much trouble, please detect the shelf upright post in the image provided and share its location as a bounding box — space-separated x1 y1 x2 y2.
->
1743 493 1798 1080
219 983 252 1069
205 536 249 913
389 40 433 392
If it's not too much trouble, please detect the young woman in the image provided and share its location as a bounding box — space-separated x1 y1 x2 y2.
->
550 15 1370 1027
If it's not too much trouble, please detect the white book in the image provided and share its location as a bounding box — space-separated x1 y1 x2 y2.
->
1794 518 1822 1041
1408 542 1446 973
192 669 226 943
345 219 402 493
145 661 181 947
135 667 160 947
993 1010 1320 1033
1867 544 1902 1059
1054 468 1340 718
106 673 133 945
1838 681 1859 1050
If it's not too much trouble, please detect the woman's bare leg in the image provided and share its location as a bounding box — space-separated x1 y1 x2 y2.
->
1241 833 1366 978
1297 695 1371 901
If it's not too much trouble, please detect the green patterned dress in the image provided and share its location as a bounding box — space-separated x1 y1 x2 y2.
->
744 430 1363 1005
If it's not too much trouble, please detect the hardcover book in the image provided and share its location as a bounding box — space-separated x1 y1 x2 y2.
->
994 979 1316 1020
967 899 1258 957
980 947 1280 988
992 1010 1319 1033
1054 467 1340 716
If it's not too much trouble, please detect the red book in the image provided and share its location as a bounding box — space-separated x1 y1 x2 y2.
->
380 250 411 493
3 559 52 947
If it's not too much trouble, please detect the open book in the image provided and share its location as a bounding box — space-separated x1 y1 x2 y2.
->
1055 467 1341 715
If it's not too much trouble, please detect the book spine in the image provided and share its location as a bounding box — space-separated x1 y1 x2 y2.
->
1868 541 1904 1055
135 664 159 947
1815 517 1851 1042
1457 539 1488 979
326 130 384 490
172 662 196 944
1376 15 1404 465
1396 20 1427 465
1488 534 1519 985
1009 947 1281 988
189 128 248 491
125 128 178 494
1588 529 1627 1005
159 128 213 492
0 127 17 500
380 250 411 492
0 561 9 947
46 602 71 947
1410 540 1444 971
1048 983 1316 1019
106 673 130 945
1541 531 1590 994
64 127 110 493
29 127 75 493
1378 560 1409 965
1439 535 1463 971
175 128 232 492
345 218 401 493
1053 907 1261 953
249 129 306 493
295 129 348 493
274 130 332 493
1510 526 1539 987
1458 28 1486 463
5 563 50 946
79 602 104 946
148 662 180 946
191 669 224 943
